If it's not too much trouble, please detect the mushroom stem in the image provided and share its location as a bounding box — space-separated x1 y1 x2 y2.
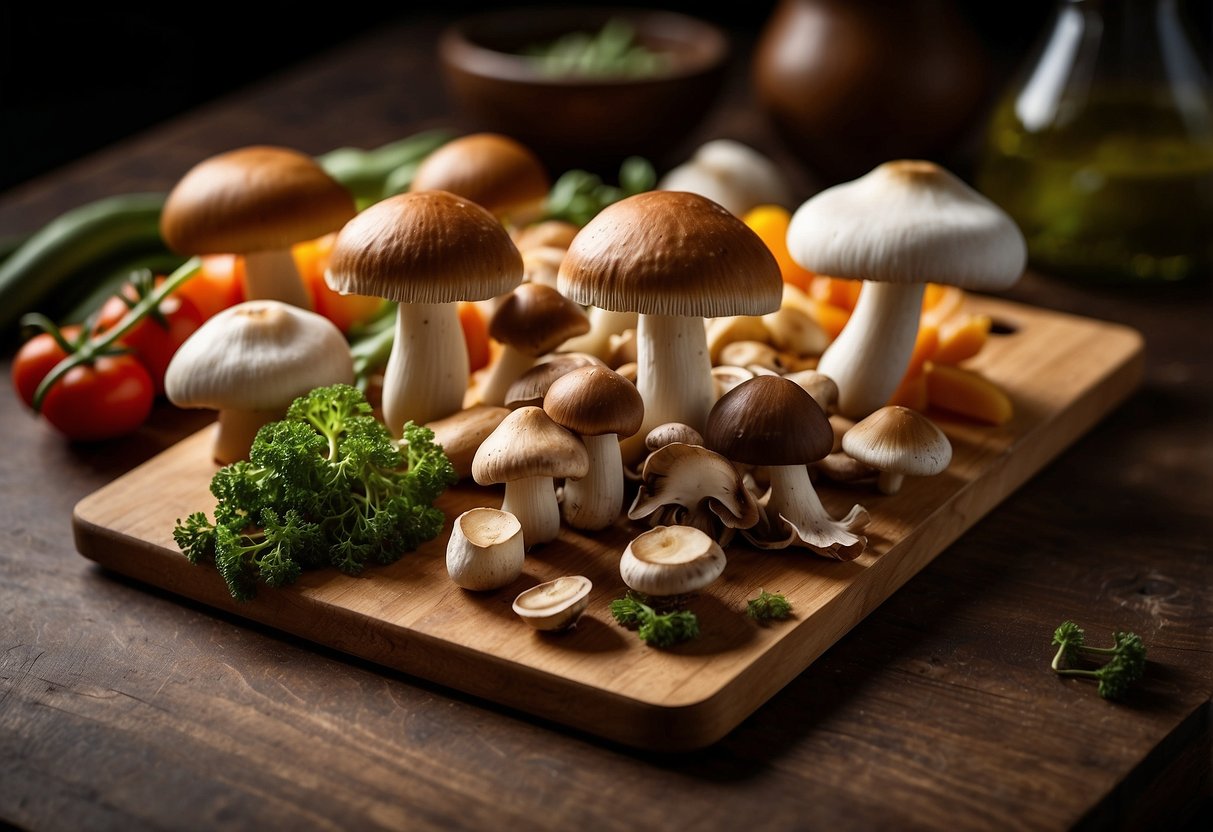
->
213 408 283 464
501 475 561 549
477 344 539 407
242 248 312 309
561 433 624 531
759 463 869 560
624 313 714 464
446 508 525 591
877 470 906 495
815 281 926 420
558 306 638 362
383 301 468 438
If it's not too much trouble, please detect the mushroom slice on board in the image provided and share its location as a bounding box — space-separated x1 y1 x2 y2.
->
705 374 869 560
558 190 783 465
786 160 1027 419
543 365 644 531
842 405 953 495
164 300 354 464
446 507 525 591
161 145 356 309
620 524 727 607
472 406 589 549
512 576 593 632
627 442 759 547
326 190 523 436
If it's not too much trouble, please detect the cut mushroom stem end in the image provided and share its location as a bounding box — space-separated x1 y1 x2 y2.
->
512 575 593 632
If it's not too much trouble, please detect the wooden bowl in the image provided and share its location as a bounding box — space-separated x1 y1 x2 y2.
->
438 6 731 176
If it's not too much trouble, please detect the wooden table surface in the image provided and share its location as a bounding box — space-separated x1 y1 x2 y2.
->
2 13 1210 832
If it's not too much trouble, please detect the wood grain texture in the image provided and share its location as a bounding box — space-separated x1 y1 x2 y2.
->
72 296 1144 750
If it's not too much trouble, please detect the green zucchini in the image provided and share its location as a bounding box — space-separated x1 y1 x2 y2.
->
0 192 170 337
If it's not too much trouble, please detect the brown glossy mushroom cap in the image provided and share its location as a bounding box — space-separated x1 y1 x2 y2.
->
557 190 783 318
504 352 606 409
161 145 357 255
705 375 833 466
543 365 645 438
325 190 523 303
488 281 589 356
472 405 590 485
409 132 550 220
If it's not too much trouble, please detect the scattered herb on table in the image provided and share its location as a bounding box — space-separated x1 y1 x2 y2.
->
173 383 457 601
747 589 793 622
609 591 699 648
1050 620 1147 700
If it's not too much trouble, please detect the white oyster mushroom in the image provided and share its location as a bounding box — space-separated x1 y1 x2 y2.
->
164 300 354 464
787 160 1027 420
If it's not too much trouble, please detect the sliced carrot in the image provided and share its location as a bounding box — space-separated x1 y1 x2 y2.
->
887 370 928 411
804 300 851 343
933 314 992 365
810 276 862 311
925 362 1013 425
295 232 383 333
459 300 492 374
906 324 939 377
921 284 966 328
742 204 816 292
175 254 245 320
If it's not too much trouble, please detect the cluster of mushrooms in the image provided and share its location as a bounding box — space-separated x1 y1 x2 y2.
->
158 131 1027 634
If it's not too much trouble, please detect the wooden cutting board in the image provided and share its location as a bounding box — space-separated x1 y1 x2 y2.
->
72 296 1144 751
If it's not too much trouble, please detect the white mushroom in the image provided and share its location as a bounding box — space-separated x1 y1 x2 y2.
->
446 508 525 591
543 365 644 531
841 405 953 494
705 374 869 560
160 145 356 309
558 191 783 465
326 190 523 437
657 139 795 216
164 300 354 463
512 576 593 631
620 525 727 601
472 406 589 549
786 160 1027 419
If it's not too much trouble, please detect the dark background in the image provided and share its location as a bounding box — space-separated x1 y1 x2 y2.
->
2 1 1209 194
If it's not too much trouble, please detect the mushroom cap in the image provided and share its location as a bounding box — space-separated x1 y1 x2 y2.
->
160 145 357 255
543 365 645 438
164 300 354 411
786 160 1027 291
705 375 833 467
620 525 727 597
512 575 593 631
410 133 550 220
628 442 760 530
504 352 606 409
325 190 524 303
472 405 590 485
488 281 589 356
557 190 784 317
842 405 953 477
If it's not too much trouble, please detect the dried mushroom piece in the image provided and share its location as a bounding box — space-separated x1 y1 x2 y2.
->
512 576 593 631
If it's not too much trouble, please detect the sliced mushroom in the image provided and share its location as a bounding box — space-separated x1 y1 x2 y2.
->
446 507 525 591
706 315 770 365
645 422 705 452
619 524 727 603
512 576 593 631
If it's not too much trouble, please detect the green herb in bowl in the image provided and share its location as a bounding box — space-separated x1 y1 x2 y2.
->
520 18 671 79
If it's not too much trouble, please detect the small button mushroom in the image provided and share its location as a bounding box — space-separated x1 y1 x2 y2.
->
543 365 645 531
479 282 590 407
512 575 593 631
446 507 526 591
657 139 794 217
705 374 869 559
841 405 953 494
787 160 1027 419
785 369 840 413
160 145 356 309
717 340 787 373
326 190 524 437
503 352 605 410
472 406 589 549
645 422 705 452
164 300 354 464
511 219 580 252
619 525 727 607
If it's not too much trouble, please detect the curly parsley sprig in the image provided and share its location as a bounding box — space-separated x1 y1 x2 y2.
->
609 591 699 648
1050 621 1147 700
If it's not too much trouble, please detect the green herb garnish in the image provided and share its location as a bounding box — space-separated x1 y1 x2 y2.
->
747 589 793 622
173 383 456 601
543 156 655 227
609 591 699 648
1050 621 1147 700
521 18 670 79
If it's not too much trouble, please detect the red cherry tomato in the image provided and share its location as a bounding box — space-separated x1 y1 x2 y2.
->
94 285 205 396
12 325 83 408
39 353 155 442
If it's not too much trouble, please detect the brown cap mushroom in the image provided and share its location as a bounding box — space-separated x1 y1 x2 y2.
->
787 160 1027 419
164 300 355 464
409 132 550 228
841 405 953 494
161 145 357 309
705 375 868 559
472 406 589 548
558 190 783 463
503 352 606 409
543 365 645 531
326 189 523 435
477 281 590 407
